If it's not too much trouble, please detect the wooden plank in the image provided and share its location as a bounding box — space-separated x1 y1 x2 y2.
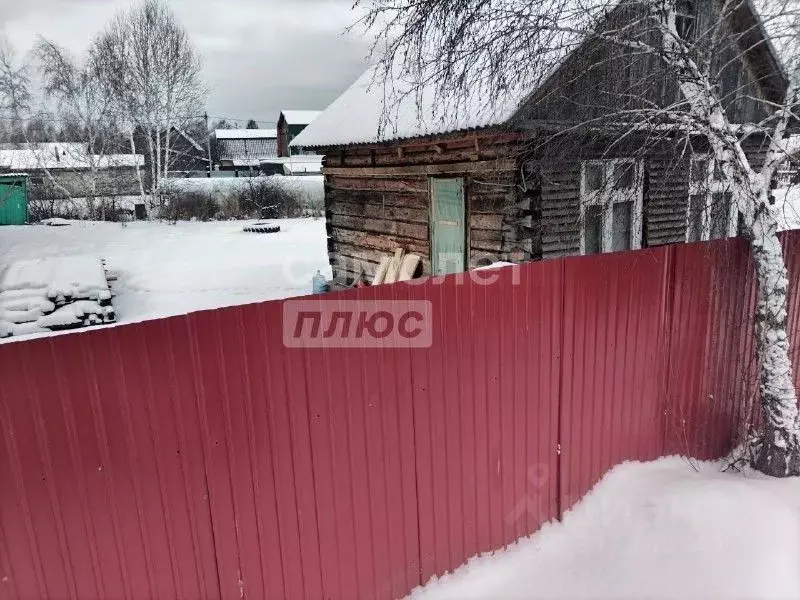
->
329 177 428 194
470 239 504 253
470 228 504 243
316 129 522 153
328 214 429 240
332 242 388 266
328 228 429 256
397 254 422 282
327 201 428 224
325 159 516 178
372 255 392 285
327 191 428 209
470 213 505 230
383 248 406 284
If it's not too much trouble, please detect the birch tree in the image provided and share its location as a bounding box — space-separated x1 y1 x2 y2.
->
0 38 31 121
94 0 204 210
34 38 120 219
357 0 800 476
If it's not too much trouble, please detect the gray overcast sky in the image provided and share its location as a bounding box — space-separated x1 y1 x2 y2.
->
0 0 371 126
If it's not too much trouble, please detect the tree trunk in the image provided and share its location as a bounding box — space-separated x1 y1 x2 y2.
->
146 127 158 210
129 130 147 204
155 129 162 210
163 125 171 180
749 191 800 476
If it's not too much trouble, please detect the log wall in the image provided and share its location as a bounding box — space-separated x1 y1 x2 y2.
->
320 130 774 280
525 140 693 260
320 131 532 283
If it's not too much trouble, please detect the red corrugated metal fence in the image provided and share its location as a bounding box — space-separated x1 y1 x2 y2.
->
2 232 799 600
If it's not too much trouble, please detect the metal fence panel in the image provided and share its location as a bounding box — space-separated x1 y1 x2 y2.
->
3 232 800 600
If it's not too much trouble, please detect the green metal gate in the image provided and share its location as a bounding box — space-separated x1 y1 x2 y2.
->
0 174 28 225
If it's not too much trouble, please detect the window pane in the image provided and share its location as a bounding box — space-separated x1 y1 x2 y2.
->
688 194 704 242
585 164 604 192
675 15 695 41
584 205 603 254
613 162 635 190
691 159 708 183
710 192 731 239
612 201 633 251
712 161 725 181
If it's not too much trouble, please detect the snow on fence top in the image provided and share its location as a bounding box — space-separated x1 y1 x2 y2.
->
280 110 321 125
215 129 278 140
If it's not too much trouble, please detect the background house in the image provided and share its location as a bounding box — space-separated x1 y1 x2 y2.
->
215 128 278 174
292 0 783 284
277 111 321 156
135 126 209 179
0 142 144 220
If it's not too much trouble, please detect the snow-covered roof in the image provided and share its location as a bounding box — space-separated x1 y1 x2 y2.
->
0 143 143 171
259 155 323 175
291 63 532 148
294 0 787 148
215 129 277 140
280 110 321 126
218 136 278 161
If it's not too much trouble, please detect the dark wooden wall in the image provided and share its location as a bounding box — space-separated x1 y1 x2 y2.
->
320 131 533 283
521 138 692 259
517 0 776 125
525 132 773 260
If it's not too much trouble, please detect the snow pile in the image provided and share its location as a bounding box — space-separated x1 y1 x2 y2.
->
40 217 73 227
0 255 115 338
409 457 800 600
0 219 330 342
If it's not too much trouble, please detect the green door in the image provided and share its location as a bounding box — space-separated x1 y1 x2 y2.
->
0 177 27 225
430 177 466 275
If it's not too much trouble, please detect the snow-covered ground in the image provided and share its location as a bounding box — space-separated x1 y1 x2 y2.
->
0 218 330 342
410 457 800 600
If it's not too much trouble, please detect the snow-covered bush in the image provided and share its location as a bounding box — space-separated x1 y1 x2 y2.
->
161 176 324 221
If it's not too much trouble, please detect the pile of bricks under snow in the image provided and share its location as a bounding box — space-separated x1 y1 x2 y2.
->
0 255 116 339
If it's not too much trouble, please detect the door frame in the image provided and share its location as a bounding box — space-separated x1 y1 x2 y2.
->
428 176 469 275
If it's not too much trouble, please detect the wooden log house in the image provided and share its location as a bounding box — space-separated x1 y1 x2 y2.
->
292 0 787 284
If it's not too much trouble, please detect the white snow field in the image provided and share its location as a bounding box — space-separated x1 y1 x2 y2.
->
0 218 330 341
409 457 800 600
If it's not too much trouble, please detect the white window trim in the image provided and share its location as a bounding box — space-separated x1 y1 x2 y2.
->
579 159 644 254
685 156 737 242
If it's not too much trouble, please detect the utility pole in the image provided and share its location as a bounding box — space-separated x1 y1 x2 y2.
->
204 112 213 178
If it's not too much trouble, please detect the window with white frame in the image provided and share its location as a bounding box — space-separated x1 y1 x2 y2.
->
686 156 737 242
580 159 644 255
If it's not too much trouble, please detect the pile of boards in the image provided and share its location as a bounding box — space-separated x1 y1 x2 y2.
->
372 248 421 285
0 255 116 339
